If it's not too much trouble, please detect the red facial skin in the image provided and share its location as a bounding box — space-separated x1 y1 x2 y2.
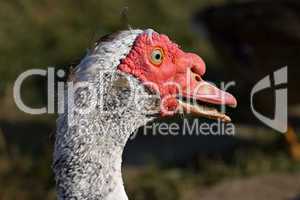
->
118 32 237 116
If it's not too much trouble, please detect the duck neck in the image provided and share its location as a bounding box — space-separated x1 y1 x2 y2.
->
54 111 150 200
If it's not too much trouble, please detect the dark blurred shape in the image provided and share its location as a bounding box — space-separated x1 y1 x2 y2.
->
193 0 300 123
290 194 300 200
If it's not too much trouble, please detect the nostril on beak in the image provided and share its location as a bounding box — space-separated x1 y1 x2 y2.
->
191 65 198 74
195 75 201 82
190 65 202 81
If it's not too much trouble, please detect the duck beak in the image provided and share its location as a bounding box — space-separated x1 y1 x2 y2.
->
178 80 237 122
175 53 237 122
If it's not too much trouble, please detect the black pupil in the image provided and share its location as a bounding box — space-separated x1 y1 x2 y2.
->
155 53 161 60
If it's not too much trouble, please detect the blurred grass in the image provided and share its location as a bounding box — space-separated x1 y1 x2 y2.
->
0 126 299 200
0 0 225 88
125 143 300 200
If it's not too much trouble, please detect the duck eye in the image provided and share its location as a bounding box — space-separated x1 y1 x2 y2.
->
150 48 164 65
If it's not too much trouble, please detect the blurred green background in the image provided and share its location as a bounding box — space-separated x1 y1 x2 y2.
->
0 0 300 199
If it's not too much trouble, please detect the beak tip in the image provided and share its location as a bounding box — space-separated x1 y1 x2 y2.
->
227 94 237 108
230 103 237 108
230 99 238 108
